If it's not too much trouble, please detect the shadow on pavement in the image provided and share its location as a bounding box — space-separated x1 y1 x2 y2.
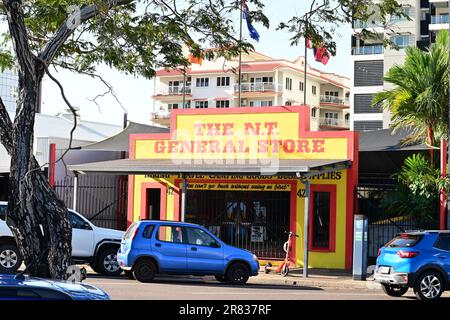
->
86 274 324 291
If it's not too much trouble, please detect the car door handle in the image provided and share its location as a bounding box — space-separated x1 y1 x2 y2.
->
438 255 446 259
191 247 197 251
155 243 162 247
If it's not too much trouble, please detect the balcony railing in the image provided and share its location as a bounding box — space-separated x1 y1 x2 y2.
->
431 15 449 24
234 82 281 92
320 95 350 106
318 117 350 128
353 19 384 29
351 45 383 55
155 85 192 96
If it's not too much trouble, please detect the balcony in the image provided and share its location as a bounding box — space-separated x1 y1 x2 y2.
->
234 82 282 92
320 95 350 108
153 85 192 101
318 117 350 130
353 19 384 29
351 45 383 55
431 15 449 24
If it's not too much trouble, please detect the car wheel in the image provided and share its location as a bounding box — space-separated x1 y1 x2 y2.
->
96 248 123 276
226 263 250 285
414 271 444 300
124 270 135 280
133 259 156 283
381 284 408 297
0 244 22 273
215 275 227 283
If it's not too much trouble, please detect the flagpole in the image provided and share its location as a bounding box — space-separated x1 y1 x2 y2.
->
238 0 244 108
303 40 307 105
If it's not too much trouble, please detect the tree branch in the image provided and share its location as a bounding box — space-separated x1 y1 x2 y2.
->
0 95 13 154
38 0 132 67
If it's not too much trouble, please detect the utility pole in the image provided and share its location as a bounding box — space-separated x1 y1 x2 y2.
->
238 0 244 107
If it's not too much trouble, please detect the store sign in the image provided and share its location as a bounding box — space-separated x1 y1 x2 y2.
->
134 111 349 160
186 182 291 192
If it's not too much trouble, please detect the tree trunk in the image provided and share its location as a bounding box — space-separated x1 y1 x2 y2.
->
5 76 72 279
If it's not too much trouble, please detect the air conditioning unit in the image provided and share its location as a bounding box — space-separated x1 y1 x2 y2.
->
241 74 249 82
241 98 248 106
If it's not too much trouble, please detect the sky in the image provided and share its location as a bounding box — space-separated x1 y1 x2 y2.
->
40 0 352 127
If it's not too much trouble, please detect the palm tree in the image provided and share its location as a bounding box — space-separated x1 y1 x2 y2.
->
373 30 449 166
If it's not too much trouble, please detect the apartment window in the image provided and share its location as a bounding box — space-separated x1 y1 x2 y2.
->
299 81 304 92
325 91 339 97
354 60 384 86
391 34 410 48
196 77 209 87
195 101 208 109
168 103 179 110
260 101 273 107
168 81 181 94
390 6 410 22
285 77 293 91
216 100 230 108
354 121 383 131
354 94 382 113
285 101 292 106
312 85 317 95
217 77 230 87
250 101 273 107
251 77 273 83
311 107 317 118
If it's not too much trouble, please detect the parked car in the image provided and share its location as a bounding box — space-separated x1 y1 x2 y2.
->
374 231 450 300
0 274 109 300
117 220 260 284
0 202 124 276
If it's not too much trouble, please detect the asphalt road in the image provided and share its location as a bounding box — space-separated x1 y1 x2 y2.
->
83 274 450 300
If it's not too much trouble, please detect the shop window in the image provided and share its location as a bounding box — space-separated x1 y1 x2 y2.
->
309 185 336 252
157 225 184 243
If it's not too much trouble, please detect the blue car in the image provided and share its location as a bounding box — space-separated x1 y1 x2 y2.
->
374 231 450 300
117 220 259 284
0 274 110 300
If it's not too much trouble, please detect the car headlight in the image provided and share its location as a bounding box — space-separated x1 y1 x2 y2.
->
253 254 258 261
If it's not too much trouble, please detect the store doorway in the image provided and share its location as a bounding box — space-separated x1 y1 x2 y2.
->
145 188 161 220
185 190 290 259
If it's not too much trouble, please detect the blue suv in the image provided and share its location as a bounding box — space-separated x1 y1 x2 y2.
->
117 220 260 284
375 231 450 300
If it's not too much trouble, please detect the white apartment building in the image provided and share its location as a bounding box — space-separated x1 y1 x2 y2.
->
351 0 445 131
151 51 350 131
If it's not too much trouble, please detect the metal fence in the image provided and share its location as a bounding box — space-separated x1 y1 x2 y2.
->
185 190 290 260
357 184 439 264
55 175 127 231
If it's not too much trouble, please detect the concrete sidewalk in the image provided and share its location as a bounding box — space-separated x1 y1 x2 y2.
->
249 268 375 290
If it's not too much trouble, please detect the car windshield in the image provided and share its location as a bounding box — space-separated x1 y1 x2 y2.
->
386 234 423 248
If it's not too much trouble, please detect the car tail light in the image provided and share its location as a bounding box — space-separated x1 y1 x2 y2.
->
377 248 381 257
397 250 419 258
132 226 139 240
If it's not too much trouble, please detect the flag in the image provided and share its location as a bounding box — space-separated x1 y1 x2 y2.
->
306 38 330 65
314 47 330 65
188 54 203 65
243 1 260 42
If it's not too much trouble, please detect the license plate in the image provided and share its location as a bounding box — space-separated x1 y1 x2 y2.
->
379 266 390 274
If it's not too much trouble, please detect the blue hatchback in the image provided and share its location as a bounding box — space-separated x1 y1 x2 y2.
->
374 231 450 300
117 220 260 284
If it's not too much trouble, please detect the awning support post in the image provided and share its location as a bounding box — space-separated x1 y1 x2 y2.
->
181 175 187 222
297 172 310 278
73 172 79 211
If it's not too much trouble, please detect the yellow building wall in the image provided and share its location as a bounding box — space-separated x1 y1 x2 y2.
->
130 170 349 270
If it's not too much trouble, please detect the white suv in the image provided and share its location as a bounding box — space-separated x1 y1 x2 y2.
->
0 202 124 276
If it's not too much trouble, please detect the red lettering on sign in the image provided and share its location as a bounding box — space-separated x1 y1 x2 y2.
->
244 122 261 135
265 122 279 135
297 140 311 153
155 141 166 153
312 139 325 153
